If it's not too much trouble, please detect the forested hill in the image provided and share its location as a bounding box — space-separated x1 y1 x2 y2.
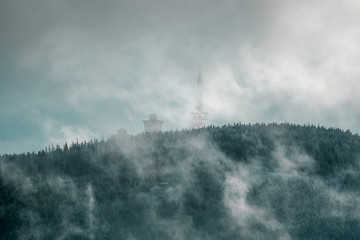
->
1 123 360 239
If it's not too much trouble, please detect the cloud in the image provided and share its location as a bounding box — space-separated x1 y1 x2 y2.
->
42 117 98 146
1 0 360 153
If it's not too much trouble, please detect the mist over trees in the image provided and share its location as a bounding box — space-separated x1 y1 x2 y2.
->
1 123 360 239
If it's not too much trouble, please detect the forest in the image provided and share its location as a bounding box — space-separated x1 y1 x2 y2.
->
1 122 360 239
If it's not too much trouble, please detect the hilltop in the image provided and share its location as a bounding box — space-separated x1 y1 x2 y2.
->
1 123 360 239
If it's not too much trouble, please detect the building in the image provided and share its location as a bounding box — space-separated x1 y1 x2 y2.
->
110 128 128 141
143 114 164 132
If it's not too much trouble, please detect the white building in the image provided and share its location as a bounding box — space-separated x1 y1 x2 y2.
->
143 114 163 133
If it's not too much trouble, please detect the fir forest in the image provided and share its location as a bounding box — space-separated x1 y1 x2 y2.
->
1 123 360 239
2 0 360 239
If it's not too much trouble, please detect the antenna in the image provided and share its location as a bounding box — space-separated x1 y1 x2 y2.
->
192 44 208 128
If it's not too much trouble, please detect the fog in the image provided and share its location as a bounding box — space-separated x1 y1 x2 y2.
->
1 124 359 239
1 0 360 153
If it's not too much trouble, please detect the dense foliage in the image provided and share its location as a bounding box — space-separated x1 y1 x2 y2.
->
1 123 360 239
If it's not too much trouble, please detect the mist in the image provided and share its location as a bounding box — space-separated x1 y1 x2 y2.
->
1 0 360 238
1 123 360 239
1 0 360 153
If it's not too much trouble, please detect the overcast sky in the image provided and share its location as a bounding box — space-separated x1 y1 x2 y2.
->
1 0 360 154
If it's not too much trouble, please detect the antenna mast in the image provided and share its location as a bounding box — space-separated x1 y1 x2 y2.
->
192 45 207 128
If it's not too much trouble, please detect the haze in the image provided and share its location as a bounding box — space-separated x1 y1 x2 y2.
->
1 0 360 154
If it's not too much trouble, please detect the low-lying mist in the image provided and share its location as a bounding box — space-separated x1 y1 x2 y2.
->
1 123 360 239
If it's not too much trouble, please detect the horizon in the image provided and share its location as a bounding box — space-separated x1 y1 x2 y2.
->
2 121 357 155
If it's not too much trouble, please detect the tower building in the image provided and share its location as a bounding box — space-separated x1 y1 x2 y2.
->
192 47 207 128
143 114 164 132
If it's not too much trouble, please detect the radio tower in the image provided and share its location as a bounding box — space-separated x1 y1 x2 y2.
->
192 45 207 128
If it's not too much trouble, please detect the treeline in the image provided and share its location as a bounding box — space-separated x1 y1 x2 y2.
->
1 123 360 239
4 123 359 176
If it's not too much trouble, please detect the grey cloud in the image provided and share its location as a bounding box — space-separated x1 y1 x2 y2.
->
1 0 360 153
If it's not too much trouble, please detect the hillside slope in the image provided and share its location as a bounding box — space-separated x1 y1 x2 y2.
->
1 123 360 239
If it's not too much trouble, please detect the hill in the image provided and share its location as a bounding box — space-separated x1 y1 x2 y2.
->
1 123 360 239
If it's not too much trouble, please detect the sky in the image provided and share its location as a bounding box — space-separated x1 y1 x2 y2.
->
1 0 360 154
